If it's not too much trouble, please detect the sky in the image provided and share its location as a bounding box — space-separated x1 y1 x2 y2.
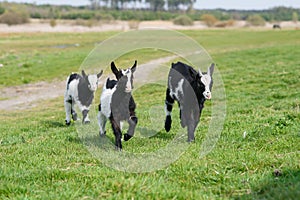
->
1 0 300 10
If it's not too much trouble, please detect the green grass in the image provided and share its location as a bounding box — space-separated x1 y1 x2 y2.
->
1 29 300 199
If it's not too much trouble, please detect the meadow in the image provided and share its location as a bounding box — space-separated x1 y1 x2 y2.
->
0 29 299 199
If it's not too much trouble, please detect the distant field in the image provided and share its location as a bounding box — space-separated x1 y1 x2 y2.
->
0 29 299 199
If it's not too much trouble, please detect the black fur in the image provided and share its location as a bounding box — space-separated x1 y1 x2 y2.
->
110 76 137 150
67 73 79 89
82 109 89 124
78 78 94 107
106 78 118 89
273 24 281 29
164 61 214 142
100 61 137 150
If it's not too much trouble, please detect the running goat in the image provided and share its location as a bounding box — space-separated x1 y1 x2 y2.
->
164 62 214 142
98 61 138 150
64 70 103 125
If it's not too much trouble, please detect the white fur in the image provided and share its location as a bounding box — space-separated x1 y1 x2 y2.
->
64 78 79 123
169 78 184 101
201 74 212 100
88 74 98 92
99 81 116 118
97 79 116 134
121 69 133 93
64 73 99 124
165 104 172 116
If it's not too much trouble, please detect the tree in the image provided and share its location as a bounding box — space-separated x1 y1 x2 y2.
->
0 5 5 15
146 0 165 11
292 12 298 23
168 0 195 11
246 14 266 26
89 0 99 10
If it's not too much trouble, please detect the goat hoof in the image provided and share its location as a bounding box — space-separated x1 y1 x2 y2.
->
72 113 77 121
115 146 122 151
65 120 71 126
99 131 106 137
165 116 172 132
165 124 171 132
187 138 195 143
83 121 90 124
124 134 132 141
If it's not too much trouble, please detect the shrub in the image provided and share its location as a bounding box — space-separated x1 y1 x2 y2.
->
247 14 266 26
49 19 56 27
94 12 114 23
73 19 97 27
214 21 227 28
226 19 235 26
173 15 193 26
0 9 30 25
292 12 298 23
201 14 218 27
0 5 5 15
128 20 140 30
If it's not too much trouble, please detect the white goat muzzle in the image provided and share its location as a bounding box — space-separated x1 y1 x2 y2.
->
123 69 133 93
201 74 212 100
88 75 98 92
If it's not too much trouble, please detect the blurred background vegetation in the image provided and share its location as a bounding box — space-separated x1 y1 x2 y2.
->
0 1 299 26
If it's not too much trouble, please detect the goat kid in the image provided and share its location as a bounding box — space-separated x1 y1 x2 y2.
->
98 61 138 150
64 70 103 125
164 62 214 142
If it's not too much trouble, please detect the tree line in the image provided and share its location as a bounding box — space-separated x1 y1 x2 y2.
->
0 1 299 24
89 0 196 11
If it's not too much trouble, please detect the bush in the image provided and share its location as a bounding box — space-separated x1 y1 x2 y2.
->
0 9 30 25
173 15 193 26
247 14 266 26
49 19 56 27
73 19 97 27
201 14 218 27
128 20 140 30
292 12 298 23
94 12 114 22
0 5 5 15
215 19 236 28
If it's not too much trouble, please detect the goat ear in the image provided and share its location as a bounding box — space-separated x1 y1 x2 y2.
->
81 70 87 77
208 63 214 77
97 70 103 78
111 61 119 76
198 69 204 77
131 60 137 73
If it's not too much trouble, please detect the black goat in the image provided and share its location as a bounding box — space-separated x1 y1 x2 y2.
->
164 62 214 142
98 61 138 150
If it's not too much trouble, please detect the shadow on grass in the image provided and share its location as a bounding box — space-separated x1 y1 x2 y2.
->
42 120 65 128
81 134 115 150
235 169 300 200
146 129 176 140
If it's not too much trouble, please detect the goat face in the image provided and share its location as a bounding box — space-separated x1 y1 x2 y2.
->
82 70 103 92
198 63 214 100
111 60 137 93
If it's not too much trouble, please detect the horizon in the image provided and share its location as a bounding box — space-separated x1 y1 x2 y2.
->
1 0 300 10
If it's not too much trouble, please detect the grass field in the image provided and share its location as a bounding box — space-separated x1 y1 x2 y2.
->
0 29 300 199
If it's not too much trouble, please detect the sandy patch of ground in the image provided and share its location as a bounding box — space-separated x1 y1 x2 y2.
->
0 19 298 33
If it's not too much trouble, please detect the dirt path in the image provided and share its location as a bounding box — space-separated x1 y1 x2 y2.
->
0 55 177 111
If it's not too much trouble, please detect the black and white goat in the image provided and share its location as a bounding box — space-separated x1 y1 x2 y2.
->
98 61 138 150
64 70 103 125
164 62 214 142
